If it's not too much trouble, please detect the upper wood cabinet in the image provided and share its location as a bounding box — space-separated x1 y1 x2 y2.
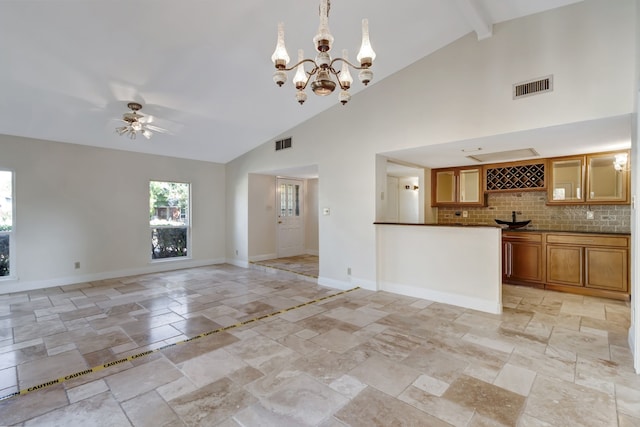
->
548 156 585 203
431 167 484 207
547 151 629 205
586 151 629 204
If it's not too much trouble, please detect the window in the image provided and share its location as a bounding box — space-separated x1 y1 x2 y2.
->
149 181 190 260
279 182 300 217
0 171 13 277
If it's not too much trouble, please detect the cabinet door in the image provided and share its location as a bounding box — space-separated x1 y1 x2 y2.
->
546 245 583 286
435 170 456 204
548 157 584 203
459 169 480 203
585 247 628 291
586 152 629 204
510 242 544 282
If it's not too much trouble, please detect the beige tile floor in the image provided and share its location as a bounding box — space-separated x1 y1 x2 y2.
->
251 255 320 279
0 263 638 426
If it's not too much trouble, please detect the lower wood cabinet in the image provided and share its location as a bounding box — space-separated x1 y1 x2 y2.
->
502 231 629 300
503 232 544 284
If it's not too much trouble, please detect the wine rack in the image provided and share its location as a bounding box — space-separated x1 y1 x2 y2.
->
485 163 545 191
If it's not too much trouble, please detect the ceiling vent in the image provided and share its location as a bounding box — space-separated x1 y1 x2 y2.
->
467 148 540 163
513 75 553 99
275 137 292 151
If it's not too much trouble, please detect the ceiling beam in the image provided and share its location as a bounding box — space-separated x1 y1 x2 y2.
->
453 0 493 40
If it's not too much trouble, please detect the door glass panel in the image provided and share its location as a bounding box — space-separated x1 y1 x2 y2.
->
551 159 583 201
587 153 627 202
435 171 456 203
279 183 300 217
459 169 479 202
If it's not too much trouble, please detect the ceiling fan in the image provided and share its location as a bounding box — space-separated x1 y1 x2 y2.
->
115 102 168 140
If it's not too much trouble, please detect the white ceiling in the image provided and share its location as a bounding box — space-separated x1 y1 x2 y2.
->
0 0 589 165
383 114 633 169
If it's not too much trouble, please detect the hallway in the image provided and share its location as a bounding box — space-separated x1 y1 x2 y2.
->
250 255 319 279
0 264 637 426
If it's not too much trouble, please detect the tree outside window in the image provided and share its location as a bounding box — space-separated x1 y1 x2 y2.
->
0 171 13 276
149 181 190 259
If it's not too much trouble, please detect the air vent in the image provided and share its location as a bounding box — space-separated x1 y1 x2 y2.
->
275 137 292 151
513 75 553 99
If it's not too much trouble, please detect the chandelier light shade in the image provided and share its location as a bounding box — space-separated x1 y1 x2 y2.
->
271 0 376 105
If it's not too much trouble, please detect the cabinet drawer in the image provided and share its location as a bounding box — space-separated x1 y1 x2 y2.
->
502 232 542 243
545 234 628 248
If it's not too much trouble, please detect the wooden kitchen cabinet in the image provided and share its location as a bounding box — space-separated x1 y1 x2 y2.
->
431 167 484 207
502 232 544 285
547 151 630 205
546 244 583 286
585 247 628 291
545 233 629 299
501 230 630 300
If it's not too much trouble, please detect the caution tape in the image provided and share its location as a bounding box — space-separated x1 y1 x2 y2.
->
0 286 360 401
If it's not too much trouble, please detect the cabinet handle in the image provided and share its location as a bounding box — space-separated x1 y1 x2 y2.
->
504 244 508 277
508 243 513 276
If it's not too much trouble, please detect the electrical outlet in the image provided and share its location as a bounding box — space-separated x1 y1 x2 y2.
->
586 211 594 220
462 211 468 218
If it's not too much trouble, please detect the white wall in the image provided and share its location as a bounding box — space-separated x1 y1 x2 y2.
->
248 174 277 261
0 135 226 292
376 224 502 314
385 176 399 222
305 178 319 255
397 177 419 223
226 0 637 291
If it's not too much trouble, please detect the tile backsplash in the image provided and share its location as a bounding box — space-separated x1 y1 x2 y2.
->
437 191 631 233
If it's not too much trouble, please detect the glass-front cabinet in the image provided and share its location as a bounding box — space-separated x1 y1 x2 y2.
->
548 157 584 203
548 151 630 205
586 152 629 204
432 167 484 207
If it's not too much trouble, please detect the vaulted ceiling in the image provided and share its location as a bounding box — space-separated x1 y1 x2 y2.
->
0 0 588 164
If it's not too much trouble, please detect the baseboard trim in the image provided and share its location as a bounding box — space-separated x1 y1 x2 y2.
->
0 258 226 294
248 253 278 262
380 281 502 314
350 276 377 291
317 276 352 290
226 258 249 269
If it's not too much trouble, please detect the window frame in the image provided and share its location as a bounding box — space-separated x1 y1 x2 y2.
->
0 169 15 280
149 180 191 262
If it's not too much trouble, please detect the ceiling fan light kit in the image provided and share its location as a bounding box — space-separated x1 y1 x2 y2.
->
116 102 165 140
271 0 376 105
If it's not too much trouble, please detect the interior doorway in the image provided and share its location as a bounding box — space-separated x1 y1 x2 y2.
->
276 178 304 257
247 165 319 279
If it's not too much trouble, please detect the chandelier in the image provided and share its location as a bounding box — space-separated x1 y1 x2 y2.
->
271 0 376 105
115 102 166 140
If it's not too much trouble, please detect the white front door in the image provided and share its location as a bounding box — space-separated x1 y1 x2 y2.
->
277 178 304 257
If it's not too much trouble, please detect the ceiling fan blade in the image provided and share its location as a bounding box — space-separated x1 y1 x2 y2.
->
145 124 170 134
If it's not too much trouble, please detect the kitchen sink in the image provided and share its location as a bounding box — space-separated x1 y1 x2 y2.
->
495 219 531 229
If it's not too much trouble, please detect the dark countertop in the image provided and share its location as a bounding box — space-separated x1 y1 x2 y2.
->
374 222 500 228
373 222 630 236
499 228 630 236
